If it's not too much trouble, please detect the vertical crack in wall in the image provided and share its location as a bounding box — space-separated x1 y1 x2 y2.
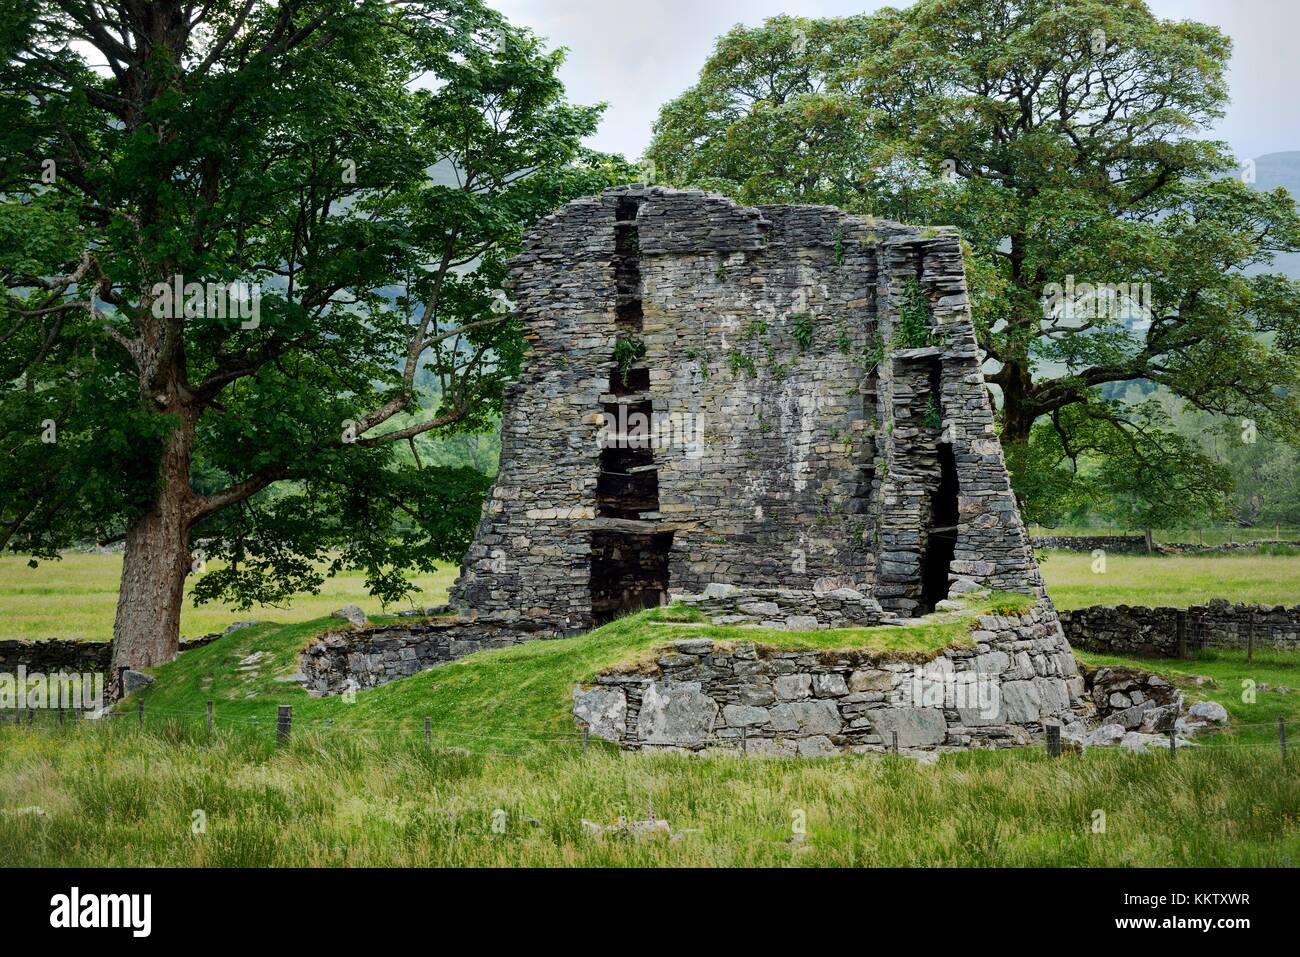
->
591 197 672 624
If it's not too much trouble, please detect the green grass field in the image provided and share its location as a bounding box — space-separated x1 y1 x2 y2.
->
1 607 1297 866
1036 550 1300 609
0 553 456 642
0 550 1297 642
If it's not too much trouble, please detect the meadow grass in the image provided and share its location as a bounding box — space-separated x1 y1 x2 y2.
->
0 552 456 642
1036 550 1300 610
1 694 1296 867
2 600 1299 867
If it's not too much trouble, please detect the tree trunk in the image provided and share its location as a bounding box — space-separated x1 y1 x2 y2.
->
109 413 195 686
998 361 1037 447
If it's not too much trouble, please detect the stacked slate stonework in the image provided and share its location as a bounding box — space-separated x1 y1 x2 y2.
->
303 186 1069 719
452 185 1042 628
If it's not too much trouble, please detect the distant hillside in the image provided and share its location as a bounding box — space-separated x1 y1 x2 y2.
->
1246 151 1300 279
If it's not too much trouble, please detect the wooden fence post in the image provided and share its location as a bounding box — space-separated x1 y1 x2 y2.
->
1167 729 1176 760
276 705 292 747
1046 724 1061 758
1175 610 1188 659
892 730 899 754
206 700 214 741
137 698 143 729
582 725 589 754
1281 716 1288 762
424 716 431 746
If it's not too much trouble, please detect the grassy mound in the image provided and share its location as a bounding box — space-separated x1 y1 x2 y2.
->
130 598 1027 747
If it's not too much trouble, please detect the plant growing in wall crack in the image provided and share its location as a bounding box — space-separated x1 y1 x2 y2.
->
791 313 814 352
895 278 935 349
684 348 710 380
924 395 943 431
614 337 647 385
728 349 757 378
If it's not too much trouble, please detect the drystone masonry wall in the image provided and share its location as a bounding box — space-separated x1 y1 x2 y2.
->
573 599 1085 755
0 631 228 676
1061 601 1300 657
670 583 887 630
1031 535 1149 553
0 639 111 675
451 185 1044 633
300 616 554 695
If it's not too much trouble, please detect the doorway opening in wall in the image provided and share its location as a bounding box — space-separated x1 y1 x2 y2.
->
590 530 674 625
921 442 960 611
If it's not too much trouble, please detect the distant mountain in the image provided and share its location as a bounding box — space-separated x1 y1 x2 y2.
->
1245 151 1300 279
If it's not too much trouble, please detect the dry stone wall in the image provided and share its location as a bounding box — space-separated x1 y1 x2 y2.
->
1061 601 1300 657
573 599 1086 755
299 616 554 695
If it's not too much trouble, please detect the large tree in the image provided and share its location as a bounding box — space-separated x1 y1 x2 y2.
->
0 0 622 677
648 0 1300 461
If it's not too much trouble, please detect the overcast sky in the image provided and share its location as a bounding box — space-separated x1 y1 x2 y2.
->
489 0 1299 166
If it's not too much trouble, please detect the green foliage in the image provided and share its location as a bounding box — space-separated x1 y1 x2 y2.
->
727 349 757 378
864 333 885 369
648 0 1300 479
1010 401 1231 534
894 278 935 349
0 2 624 624
791 313 814 352
923 395 942 431
613 336 647 384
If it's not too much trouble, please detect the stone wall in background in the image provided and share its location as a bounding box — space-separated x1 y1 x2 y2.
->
0 630 232 676
299 616 560 696
1031 535 1300 554
0 639 111 675
1060 601 1300 657
573 599 1087 755
1031 535 1149 553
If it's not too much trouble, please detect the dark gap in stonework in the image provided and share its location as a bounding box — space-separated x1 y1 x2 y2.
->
591 194 670 624
922 440 960 612
591 530 674 625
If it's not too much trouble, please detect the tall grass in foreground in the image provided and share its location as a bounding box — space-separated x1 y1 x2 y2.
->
0 718 1296 867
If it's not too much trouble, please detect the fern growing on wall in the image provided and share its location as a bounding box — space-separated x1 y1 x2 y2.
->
895 278 935 349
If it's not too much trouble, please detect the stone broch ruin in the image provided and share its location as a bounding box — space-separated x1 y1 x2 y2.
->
302 185 1142 753
450 185 1043 628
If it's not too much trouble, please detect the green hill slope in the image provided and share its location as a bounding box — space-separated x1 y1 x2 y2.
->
130 604 1005 749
